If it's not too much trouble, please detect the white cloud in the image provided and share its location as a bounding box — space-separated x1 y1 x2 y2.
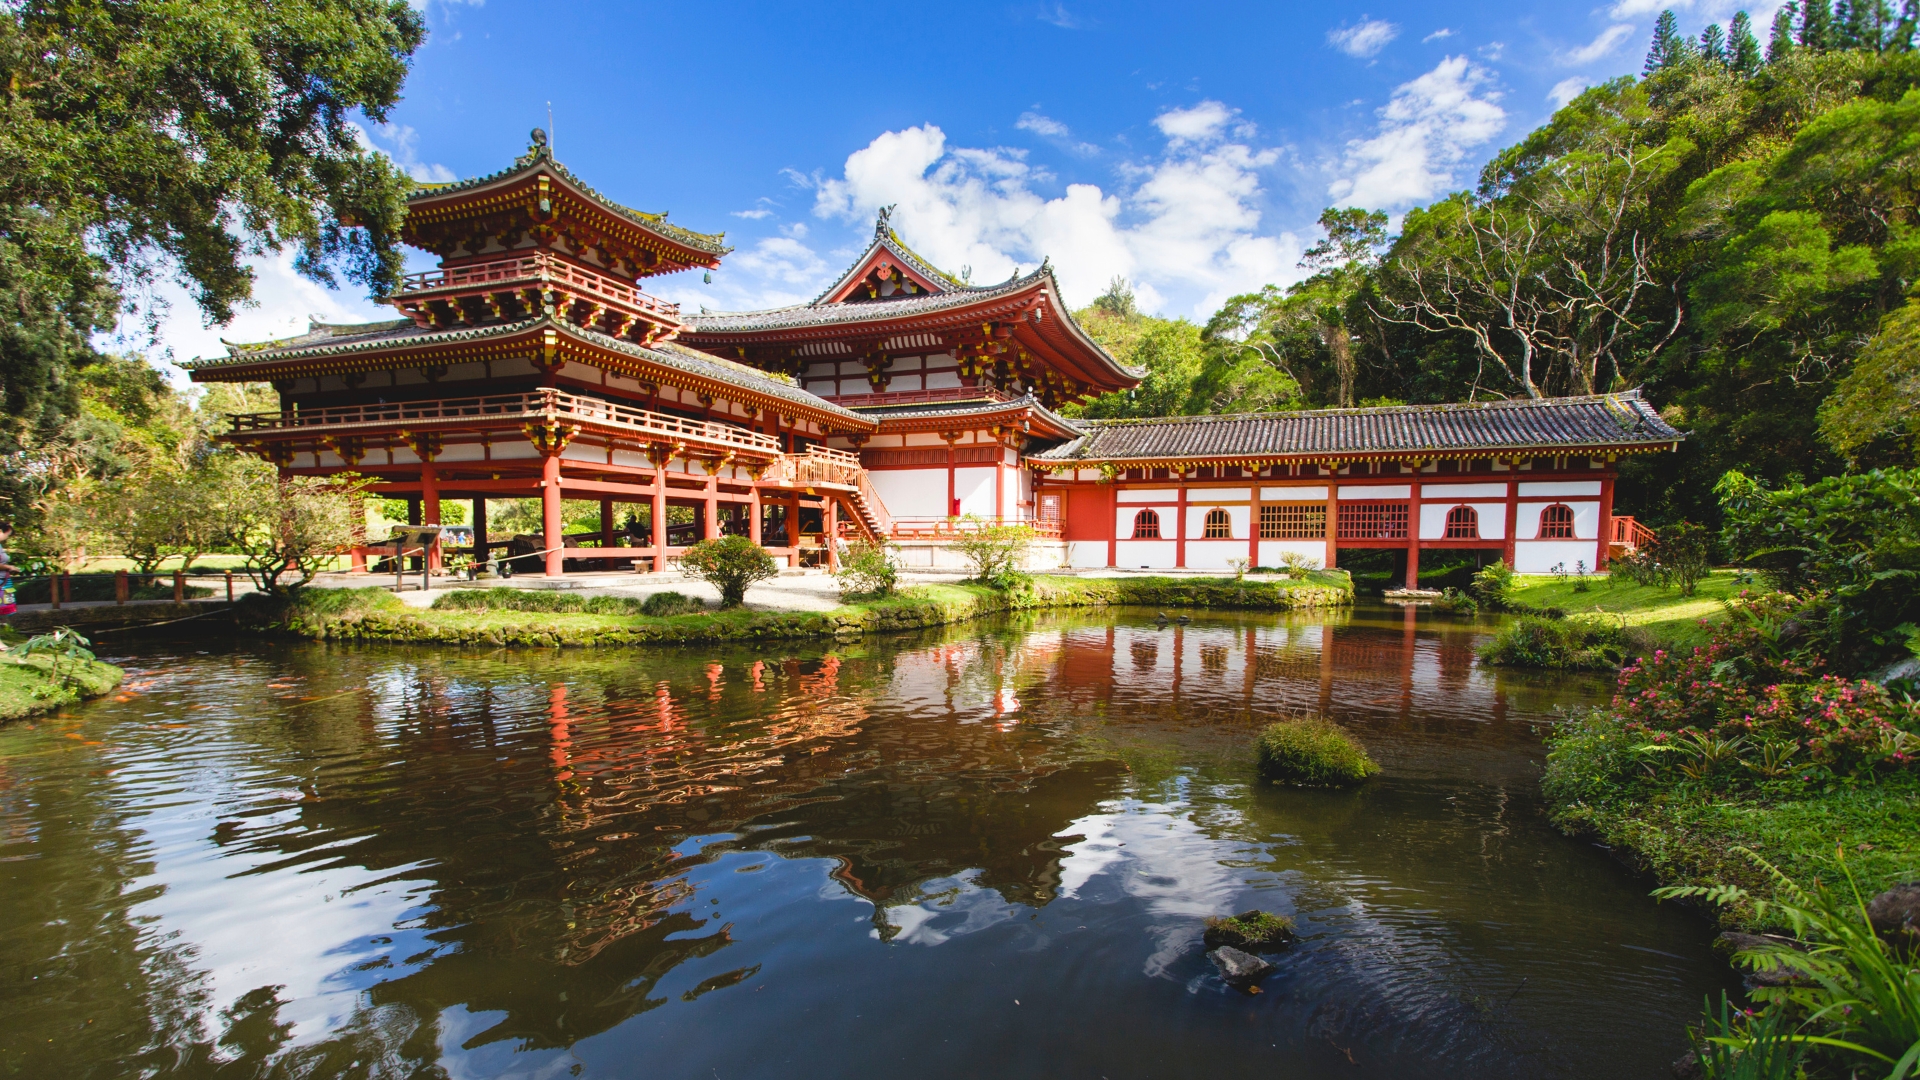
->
1329 17 1400 58
353 122 457 183
111 249 394 381
1017 111 1070 138
1422 28 1455 42
1329 56 1507 209
1037 2 1079 28
1609 0 1678 15
805 112 1301 318
1549 77 1592 107
1559 24 1637 65
732 208 773 219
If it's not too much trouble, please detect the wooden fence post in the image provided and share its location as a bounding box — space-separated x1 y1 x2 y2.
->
115 570 129 605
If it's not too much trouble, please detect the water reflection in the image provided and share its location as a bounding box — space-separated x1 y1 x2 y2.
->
0 605 1728 1079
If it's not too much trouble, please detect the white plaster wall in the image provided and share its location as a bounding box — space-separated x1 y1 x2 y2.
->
1193 487 1252 501
1418 501 1508 540
1338 484 1411 500
1117 488 1179 503
1067 540 1109 569
437 442 486 463
1185 504 1250 540
1518 481 1603 497
925 370 962 390
954 467 997 516
612 450 650 469
390 447 421 465
292 452 317 468
1115 540 1178 569
868 468 947 519
1186 540 1250 570
1261 486 1328 501
1259 540 1326 567
1421 483 1507 500
1516 500 1600 539
490 441 537 461
1514 540 1602 574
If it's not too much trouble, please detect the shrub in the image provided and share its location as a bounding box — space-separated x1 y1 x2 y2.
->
1479 615 1624 670
1254 717 1379 787
640 591 704 617
1471 559 1515 609
951 518 1035 589
835 540 900 599
1275 551 1315 580
680 536 778 608
1660 521 1713 597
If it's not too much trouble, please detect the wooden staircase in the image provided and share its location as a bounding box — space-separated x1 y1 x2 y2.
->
762 446 893 542
1609 516 1655 560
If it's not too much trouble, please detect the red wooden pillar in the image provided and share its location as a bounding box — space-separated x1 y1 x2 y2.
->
350 492 367 573
994 445 1005 523
1503 472 1519 568
651 464 668 573
541 453 564 576
1596 469 1616 571
1324 471 1339 570
1406 474 1422 589
1249 482 1262 567
703 472 718 541
473 498 488 568
749 484 763 545
420 459 442 572
600 497 615 555
1175 480 1188 569
1107 482 1118 568
944 433 959 517
825 499 840 572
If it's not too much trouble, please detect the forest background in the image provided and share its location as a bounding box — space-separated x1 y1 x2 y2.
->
3 0 1918 567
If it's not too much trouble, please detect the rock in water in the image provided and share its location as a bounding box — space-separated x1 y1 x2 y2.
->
1204 909 1297 952
1208 946 1275 987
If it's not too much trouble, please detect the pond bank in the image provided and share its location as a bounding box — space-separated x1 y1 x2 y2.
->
244 572 1354 648
1504 570 1751 649
0 654 126 722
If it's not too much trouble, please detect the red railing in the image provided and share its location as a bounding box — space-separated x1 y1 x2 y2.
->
396 253 680 320
1612 516 1656 550
825 385 1011 409
226 388 780 455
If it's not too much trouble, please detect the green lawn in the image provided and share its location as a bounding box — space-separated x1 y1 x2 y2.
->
1507 569 1756 649
0 654 126 722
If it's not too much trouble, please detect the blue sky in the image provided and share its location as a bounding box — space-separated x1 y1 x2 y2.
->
137 0 1780 367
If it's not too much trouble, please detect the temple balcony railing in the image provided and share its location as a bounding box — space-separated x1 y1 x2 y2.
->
390 253 682 339
225 388 780 457
888 517 1061 540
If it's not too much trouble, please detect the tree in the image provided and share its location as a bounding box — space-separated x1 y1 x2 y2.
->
1770 4 1801 60
0 0 425 523
1819 298 1920 460
215 466 371 595
1646 10 1692 72
1801 0 1835 48
1729 12 1764 73
679 536 777 608
1701 22 1729 65
950 519 1035 589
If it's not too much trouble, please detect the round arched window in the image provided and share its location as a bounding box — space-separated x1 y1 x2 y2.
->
1538 504 1575 539
1202 507 1232 539
1131 509 1162 539
1444 505 1480 539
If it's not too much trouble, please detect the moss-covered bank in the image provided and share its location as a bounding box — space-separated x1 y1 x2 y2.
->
244 572 1352 648
0 655 126 722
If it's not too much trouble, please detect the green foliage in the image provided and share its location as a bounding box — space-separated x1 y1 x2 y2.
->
950 519 1036 590
640 591 704 616
1658 850 1920 1079
834 539 899 599
0 0 423 523
679 536 777 608
1821 297 1920 460
215 468 372 595
1254 717 1379 787
1479 615 1632 670
1203 910 1297 951
1718 467 1920 671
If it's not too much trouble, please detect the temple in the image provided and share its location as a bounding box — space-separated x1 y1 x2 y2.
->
187 131 1684 585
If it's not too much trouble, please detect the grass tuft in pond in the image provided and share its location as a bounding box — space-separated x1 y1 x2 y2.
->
1203 909 1297 951
1255 717 1378 787
1479 615 1654 670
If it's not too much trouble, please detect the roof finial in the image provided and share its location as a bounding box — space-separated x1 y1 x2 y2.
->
875 203 896 238
529 126 549 158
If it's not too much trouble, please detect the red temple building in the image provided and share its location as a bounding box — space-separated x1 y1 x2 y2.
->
188 131 1682 585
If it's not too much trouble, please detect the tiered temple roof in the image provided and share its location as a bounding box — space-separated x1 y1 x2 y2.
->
1033 392 1684 468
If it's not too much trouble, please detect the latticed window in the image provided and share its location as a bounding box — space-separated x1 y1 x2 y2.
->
1337 502 1409 540
1202 508 1233 539
1538 503 1575 539
1131 509 1162 539
1444 505 1480 539
1260 503 1326 539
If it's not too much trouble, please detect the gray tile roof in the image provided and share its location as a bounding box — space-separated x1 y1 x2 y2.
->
851 394 1084 435
1032 392 1684 462
683 266 1050 333
183 316 867 425
409 138 729 256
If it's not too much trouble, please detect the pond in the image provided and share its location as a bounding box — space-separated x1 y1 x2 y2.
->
0 603 1736 1079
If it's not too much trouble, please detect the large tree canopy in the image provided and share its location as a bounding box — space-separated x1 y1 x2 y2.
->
0 0 423 518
